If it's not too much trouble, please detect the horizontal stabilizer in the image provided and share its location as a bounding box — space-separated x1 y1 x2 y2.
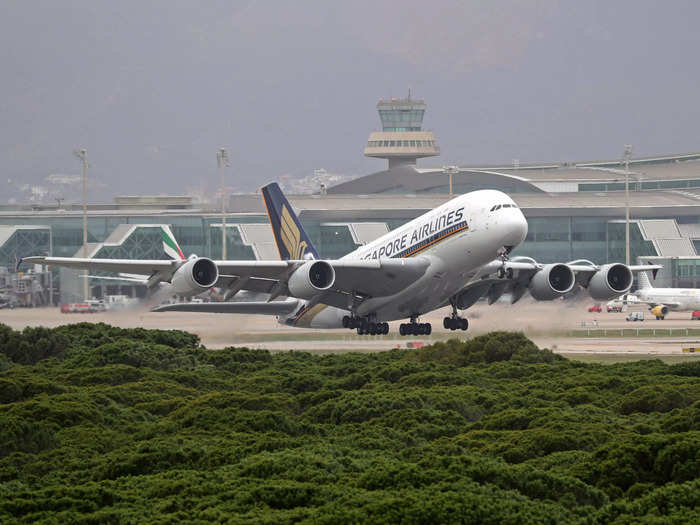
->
152 300 299 316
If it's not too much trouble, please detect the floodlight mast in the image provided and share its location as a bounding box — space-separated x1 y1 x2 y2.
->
624 144 633 267
442 165 459 198
74 149 88 301
217 148 230 260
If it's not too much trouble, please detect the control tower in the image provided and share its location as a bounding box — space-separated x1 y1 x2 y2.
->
364 93 440 168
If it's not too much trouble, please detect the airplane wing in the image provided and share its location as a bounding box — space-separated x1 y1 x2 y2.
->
21 255 431 311
153 300 300 316
448 258 665 309
21 256 175 276
217 257 431 310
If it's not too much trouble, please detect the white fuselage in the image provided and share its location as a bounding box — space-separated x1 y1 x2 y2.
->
283 189 528 328
634 287 700 311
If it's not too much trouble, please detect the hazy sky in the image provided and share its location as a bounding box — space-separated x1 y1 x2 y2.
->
2 1 700 200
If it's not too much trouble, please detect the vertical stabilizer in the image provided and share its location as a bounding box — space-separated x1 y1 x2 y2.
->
261 183 319 260
161 225 185 260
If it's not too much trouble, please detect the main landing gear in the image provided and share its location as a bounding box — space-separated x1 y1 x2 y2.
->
342 315 389 336
443 316 468 331
444 302 468 331
399 317 431 336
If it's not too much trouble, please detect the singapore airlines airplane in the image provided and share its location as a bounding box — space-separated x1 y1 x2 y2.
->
20 183 660 336
633 270 700 319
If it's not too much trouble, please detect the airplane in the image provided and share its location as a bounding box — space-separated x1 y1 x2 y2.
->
632 269 700 319
20 183 661 336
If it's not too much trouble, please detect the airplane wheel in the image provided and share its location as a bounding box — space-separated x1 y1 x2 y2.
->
383 322 389 335
342 316 350 328
443 317 450 329
399 324 406 336
425 323 432 335
461 318 468 331
497 268 505 279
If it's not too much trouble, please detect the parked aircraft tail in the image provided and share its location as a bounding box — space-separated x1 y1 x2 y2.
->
637 264 656 290
161 225 186 260
261 183 319 260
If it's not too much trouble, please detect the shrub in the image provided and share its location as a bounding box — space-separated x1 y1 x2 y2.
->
619 385 691 414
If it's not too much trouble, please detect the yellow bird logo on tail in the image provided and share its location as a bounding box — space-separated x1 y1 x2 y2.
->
280 205 308 260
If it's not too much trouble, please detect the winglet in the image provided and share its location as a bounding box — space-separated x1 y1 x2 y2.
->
261 183 319 260
15 257 22 272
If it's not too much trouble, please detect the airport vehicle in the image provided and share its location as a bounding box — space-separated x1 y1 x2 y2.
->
633 270 700 320
20 183 660 336
692 311 700 320
606 304 623 313
588 304 602 313
60 300 106 314
626 311 644 322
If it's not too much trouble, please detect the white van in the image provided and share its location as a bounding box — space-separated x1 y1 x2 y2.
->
626 311 644 322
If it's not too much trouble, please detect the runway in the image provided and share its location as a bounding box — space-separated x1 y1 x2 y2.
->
3 300 700 357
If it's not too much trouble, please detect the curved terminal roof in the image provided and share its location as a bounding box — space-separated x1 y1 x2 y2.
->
329 152 700 195
328 165 544 195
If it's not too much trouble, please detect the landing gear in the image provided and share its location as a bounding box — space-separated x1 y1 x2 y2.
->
443 316 468 331
399 322 431 336
399 316 431 336
344 315 389 335
444 301 469 331
496 249 513 279
497 267 514 279
357 321 389 335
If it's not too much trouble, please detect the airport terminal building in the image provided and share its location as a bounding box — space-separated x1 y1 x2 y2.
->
3 96 700 301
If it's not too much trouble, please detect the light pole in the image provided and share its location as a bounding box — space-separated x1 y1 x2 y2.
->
624 144 633 266
217 148 229 260
73 149 88 300
443 165 459 198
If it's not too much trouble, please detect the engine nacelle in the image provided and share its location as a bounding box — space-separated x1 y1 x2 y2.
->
528 263 575 300
170 257 219 295
651 305 669 318
288 260 335 299
587 263 633 301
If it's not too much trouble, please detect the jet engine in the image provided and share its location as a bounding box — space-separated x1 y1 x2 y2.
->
528 263 575 300
170 257 219 295
587 263 633 301
288 260 335 299
651 305 669 319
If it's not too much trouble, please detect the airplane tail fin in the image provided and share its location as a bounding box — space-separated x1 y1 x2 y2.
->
261 183 319 260
161 225 185 260
637 269 653 290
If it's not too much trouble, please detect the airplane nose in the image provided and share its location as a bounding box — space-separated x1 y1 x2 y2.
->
501 209 528 249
